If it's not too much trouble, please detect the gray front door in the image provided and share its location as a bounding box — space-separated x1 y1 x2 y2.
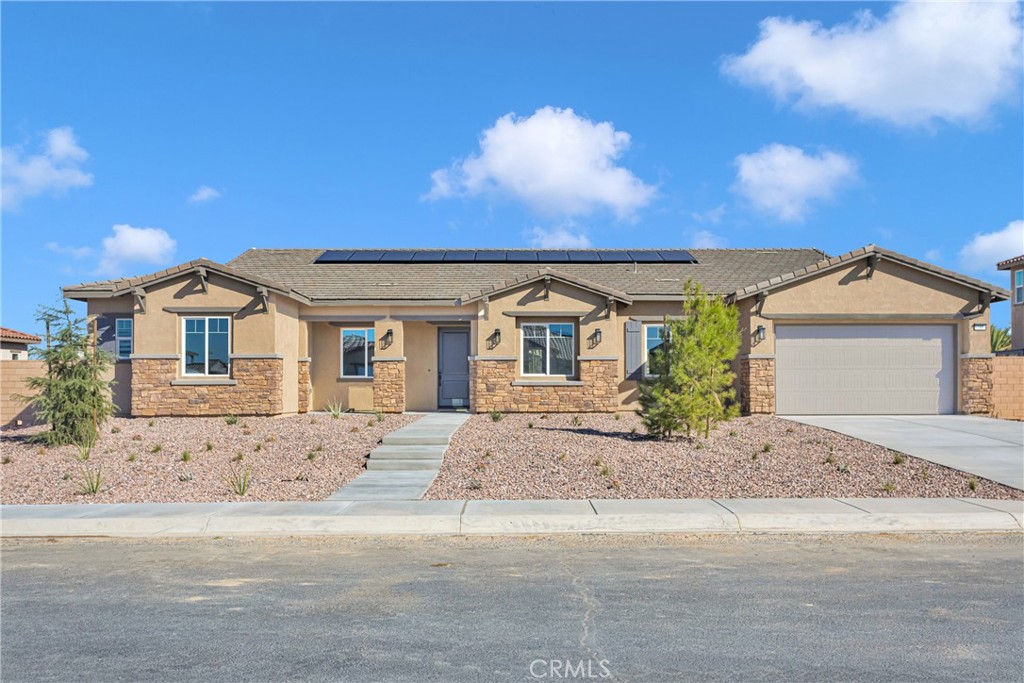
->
438 328 470 409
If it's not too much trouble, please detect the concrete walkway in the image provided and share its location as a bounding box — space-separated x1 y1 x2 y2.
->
784 415 1024 490
2 497 1020 537
327 412 469 501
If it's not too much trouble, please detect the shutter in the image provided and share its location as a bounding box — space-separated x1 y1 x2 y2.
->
624 320 643 379
94 316 117 356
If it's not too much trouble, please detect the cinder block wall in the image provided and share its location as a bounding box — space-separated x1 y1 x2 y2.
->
1 360 46 427
992 355 1024 420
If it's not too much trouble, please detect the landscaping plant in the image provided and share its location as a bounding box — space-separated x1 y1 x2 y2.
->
20 297 116 446
990 325 1011 353
638 279 740 439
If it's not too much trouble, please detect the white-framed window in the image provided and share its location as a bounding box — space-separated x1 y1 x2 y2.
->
1015 269 1023 305
11 352 20 361
521 323 575 376
182 317 230 376
644 324 668 376
116 318 134 360
341 328 375 377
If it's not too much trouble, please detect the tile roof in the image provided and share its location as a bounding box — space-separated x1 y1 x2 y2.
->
997 254 1024 270
225 247 830 301
458 267 633 304
730 245 1010 300
0 327 42 343
63 259 294 298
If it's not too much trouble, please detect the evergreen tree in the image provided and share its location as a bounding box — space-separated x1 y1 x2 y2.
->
638 279 741 439
20 297 116 446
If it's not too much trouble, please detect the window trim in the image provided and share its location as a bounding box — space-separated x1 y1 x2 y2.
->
181 316 231 377
340 327 375 378
643 323 669 378
115 318 134 360
520 322 575 377
1015 269 1023 305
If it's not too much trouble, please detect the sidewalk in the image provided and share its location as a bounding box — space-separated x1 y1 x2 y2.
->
2 497 1021 538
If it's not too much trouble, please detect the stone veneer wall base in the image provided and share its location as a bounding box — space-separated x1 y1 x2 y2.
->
470 358 618 413
373 360 405 413
131 357 283 417
297 359 311 414
738 357 775 415
959 356 993 415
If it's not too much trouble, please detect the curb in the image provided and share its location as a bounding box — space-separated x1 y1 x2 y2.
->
2 498 1021 538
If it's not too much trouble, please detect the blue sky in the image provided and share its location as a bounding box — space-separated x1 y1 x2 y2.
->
3 1 1022 335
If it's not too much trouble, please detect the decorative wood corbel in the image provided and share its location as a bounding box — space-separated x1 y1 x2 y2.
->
755 291 767 317
133 287 146 314
196 267 209 293
866 252 880 279
543 276 551 301
482 295 490 321
606 297 615 320
256 286 270 312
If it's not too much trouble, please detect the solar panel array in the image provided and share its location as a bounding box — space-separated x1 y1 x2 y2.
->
315 249 697 264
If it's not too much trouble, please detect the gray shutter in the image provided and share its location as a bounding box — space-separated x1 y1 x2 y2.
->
94 316 117 356
624 320 643 379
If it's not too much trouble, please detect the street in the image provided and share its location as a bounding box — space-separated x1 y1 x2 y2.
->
2 534 1022 682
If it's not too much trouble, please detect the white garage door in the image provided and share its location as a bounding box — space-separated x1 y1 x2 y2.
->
775 324 956 415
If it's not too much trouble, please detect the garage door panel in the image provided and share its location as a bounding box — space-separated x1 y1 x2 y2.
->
775 325 955 415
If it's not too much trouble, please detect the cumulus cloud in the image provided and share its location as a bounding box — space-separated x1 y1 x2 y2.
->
98 224 177 275
526 224 593 249
959 220 1024 274
722 1 1023 126
731 144 858 222
2 126 94 210
188 185 221 203
426 106 656 219
44 241 93 259
691 204 726 226
691 230 727 249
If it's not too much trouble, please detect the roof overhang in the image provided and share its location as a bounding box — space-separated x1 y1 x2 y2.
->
729 245 1010 303
458 267 633 305
997 255 1024 271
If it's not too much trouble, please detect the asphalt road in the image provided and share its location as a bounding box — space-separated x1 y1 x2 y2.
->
2 534 1022 683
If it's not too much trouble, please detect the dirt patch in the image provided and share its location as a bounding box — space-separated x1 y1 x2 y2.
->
1 413 418 505
424 413 1024 500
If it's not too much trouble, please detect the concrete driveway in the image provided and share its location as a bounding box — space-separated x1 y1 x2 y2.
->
783 415 1024 490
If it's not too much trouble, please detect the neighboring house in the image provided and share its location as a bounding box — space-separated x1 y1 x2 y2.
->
0 327 41 361
997 254 1024 351
62 244 1008 418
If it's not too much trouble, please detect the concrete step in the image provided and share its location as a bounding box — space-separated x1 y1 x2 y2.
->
382 433 452 446
366 458 443 471
370 445 448 460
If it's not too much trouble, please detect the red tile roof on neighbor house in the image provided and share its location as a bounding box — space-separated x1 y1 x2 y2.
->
996 254 1024 270
0 327 42 344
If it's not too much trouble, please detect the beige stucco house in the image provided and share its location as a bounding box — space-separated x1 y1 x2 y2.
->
997 254 1024 351
62 244 1008 418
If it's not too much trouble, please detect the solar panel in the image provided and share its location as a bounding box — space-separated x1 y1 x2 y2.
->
535 251 569 262
315 250 355 263
411 251 443 261
381 250 416 261
597 250 630 262
627 251 664 263
567 251 601 262
657 250 696 263
346 250 386 262
443 250 476 262
506 251 538 262
475 250 507 262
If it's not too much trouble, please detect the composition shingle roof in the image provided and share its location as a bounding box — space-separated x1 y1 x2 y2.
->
225 248 830 301
0 327 42 343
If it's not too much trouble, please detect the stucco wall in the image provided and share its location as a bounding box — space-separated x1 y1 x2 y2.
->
613 299 685 407
308 321 374 411
274 295 300 414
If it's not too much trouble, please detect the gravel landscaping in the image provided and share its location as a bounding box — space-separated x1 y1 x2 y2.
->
425 413 1024 501
0 413 419 505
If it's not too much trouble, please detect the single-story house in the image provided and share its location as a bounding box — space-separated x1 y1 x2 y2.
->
0 327 41 361
62 244 1008 418
997 254 1023 351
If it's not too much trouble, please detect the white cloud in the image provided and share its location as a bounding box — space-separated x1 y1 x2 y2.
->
526 224 593 249
44 241 93 259
691 204 726 225
691 230 727 249
731 144 858 222
426 106 656 220
98 224 177 275
959 220 1024 274
188 185 222 203
722 1 1023 126
2 126 94 210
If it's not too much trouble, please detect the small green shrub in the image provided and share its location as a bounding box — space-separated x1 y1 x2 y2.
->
892 452 906 465
265 435 276 443
306 451 317 461
613 413 621 421
629 427 637 435
823 453 836 465
374 410 385 423
150 444 162 454
599 465 611 477
751 453 759 461
761 442 773 453
205 440 214 452
232 452 244 462
557 453 567 462
76 443 92 461
728 430 737 437
110 426 121 434
882 481 896 493
294 471 309 482
968 477 978 492
78 466 102 495
254 443 262 452
2 455 12 465
180 450 192 462
785 427 795 433
147 419 155 427
694 441 704 450
132 434 143 442
326 399 343 419
224 415 239 426
127 454 137 463
527 421 534 429
570 415 582 427
919 465 930 480
226 467 252 496
489 410 503 422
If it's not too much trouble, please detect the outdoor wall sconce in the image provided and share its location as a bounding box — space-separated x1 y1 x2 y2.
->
382 328 394 349
972 322 987 331
754 325 766 344
594 328 602 345
487 328 501 350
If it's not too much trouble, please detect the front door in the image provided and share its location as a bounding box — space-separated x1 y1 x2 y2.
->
438 328 470 409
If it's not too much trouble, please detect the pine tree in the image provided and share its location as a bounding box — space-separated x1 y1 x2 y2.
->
638 279 741 439
20 297 116 446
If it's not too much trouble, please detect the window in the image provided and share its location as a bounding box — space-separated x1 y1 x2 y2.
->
116 318 133 360
11 352 19 361
521 323 574 376
341 328 375 377
182 317 230 376
1016 269 1023 305
644 324 668 376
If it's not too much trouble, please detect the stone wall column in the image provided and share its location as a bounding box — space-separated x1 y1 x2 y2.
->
739 356 775 415
960 355 993 415
372 359 405 413
297 358 311 414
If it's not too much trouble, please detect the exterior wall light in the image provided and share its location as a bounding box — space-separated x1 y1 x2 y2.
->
382 328 393 348
754 325 766 344
972 322 987 331
594 328 602 345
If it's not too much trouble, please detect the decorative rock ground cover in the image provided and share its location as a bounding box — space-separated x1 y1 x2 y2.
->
425 413 1024 501
1 413 418 505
